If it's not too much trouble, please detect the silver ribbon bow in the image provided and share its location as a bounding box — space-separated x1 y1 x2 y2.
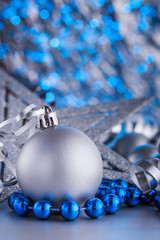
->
0 104 59 191
130 154 160 194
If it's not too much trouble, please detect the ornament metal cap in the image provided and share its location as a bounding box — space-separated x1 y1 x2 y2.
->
36 105 59 129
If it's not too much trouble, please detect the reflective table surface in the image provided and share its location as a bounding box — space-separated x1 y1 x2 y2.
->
0 201 160 240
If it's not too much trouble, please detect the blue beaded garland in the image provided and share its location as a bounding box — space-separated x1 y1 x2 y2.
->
111 178 128 189
95 186 110 199
125 187 141 207
103 194 120 214
8 191 24 210
13 196 31 216
9 175 158 221
141 190 156 204
110 186 127 203
60 200 80 221
33 200 52 219
154 193 160 209
101 178 112 188
84 198 104 218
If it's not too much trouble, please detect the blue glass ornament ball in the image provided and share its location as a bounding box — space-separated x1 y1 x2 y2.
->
141 190 156 204
112 178 128 189
95 186 110 199
103 194 120 214
110 186 127 203
60 200 80 221
13 196 31 216
84 198 104 218
8 191 24 210
154 193 160 209
33 200 52 219
125 187 141 207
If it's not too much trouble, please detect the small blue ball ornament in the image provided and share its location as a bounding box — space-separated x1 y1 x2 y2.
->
60 200 80 221
111 178 128 189
103 194 120 214
13 196 31 216
141 190 156 204
110 186 127 203
125 187 141 207
84 198 104 218
154 193 160 209
95 186 110 199
101 179 112 188
8 191 24 210
33 200 52 219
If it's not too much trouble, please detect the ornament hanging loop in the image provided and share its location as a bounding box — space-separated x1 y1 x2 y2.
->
37 106 59 129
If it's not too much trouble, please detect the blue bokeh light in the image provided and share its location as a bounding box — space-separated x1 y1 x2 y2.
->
108 76 120 87
50 38 60 48
39 80 51 91
138 63 148 73
45 92 55 103
0 0 159 107
117 84 126 94
75 70 89 82
3 7 17 19
62 14 74 27
60 4 72 14
145 54 154 63
40 9 50 20
11 15 21 25
74 19 84 30
89 19 99 28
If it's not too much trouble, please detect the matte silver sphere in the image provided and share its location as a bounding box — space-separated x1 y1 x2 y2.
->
113 133 149 157
127 144 158 164
16 126 103 206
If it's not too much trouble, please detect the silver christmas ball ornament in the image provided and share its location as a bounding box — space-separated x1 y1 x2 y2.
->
113 133 149 157
127 144 158 164
16 126 103 206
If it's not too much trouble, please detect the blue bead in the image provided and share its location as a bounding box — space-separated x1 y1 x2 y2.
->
154 193 160 209
112 178 128 189
13 196 31 216
101 178 112 187
84 198 104 218
60 200 80 221
103 194 120 214
110 186 127 203
141 190 156 204
125 187 141 207
33 200 52 219
8 191 24 209
95 186 110 199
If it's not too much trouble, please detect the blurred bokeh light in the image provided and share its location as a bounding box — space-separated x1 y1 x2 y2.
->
0 0 159 112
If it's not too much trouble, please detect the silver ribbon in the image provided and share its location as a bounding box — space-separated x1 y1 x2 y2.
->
0 104 59 191
130 155 160 194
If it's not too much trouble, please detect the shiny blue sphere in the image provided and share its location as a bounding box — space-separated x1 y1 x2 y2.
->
95 186 110 199
154 193 160 209
141 190 156 204
111 178 128 189
8 191 24 209
13 196 31 216
84 198 104 218
125 187 141 207
103 194 120 214
60 200 80 221
33 200 52 219
110 186 127 203
101 178 112 188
